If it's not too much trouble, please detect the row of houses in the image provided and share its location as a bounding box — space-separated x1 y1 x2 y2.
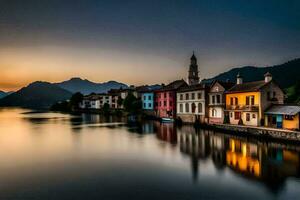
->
79 53 300 131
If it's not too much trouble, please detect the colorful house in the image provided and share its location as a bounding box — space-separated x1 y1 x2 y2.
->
264 105 300 130
176 84 207 123
208 80 234 124
79 93 119 109
225 72 284 126
154 80 188 119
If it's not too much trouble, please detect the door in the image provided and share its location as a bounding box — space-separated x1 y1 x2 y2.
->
276 115 283 129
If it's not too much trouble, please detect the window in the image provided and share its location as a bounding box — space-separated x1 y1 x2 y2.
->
230 97 234 105
143 103 146 108
191 93 195 100
246 96 255 105
186 93 189 100
272 116 277 124
164 93 167 98
148 103 151 108
191 103 196 113
185 103 189 113
212 109 217 117
246 113 250 121
285 115 294 120
180 94 183 100
230 112 233 118
252 114 256 119
180 104 183 112
216 95 221 104
234 112 241 120
212 96 216 104
198 103 203 113
164 101 167 106
144 96 146 100
148 95 152 100
198 93 202 99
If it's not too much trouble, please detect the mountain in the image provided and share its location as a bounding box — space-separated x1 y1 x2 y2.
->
206 58 300 89
0 81 72 109
55 77 128 95
0 91 7 99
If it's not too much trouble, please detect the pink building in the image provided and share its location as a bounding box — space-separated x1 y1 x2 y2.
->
154 80 188 119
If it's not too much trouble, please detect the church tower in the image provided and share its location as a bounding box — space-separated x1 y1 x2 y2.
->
188 52 200 85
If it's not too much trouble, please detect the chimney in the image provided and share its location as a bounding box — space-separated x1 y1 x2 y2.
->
236 73 243 85
264 72 272 83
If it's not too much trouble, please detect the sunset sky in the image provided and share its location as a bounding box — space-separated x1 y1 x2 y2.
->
0 0 299 91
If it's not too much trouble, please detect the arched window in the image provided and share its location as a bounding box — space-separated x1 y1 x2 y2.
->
185 103 189 113
198 103 203 113
191 103 196 113
212 109 217 117
180 104 183 113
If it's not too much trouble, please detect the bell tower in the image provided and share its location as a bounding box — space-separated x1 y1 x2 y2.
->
188 52 200 85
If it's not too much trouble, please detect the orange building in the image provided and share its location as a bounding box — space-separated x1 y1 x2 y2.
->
225 72 284 126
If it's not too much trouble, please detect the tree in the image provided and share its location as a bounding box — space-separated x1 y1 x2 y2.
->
117 97 124 107
102 103 110 115
70 92 83 109
123 92 141 113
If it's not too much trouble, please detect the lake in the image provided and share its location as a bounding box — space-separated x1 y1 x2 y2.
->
0 108 299 200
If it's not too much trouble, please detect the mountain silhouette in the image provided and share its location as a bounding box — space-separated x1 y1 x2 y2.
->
206 58 300 89
55 77 128 95
0 81 72 109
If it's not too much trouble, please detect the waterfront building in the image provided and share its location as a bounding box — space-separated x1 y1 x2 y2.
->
154 80 188 119
80 93 119 109
176 84 207 123
208 80 235 124
225 72 284 126
80 94 102 109
264 104 300 130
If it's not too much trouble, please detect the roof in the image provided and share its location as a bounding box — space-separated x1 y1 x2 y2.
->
265 105 300 115
226 80 268 93
156 80 188 92
177 83 206 92
211 80 235 90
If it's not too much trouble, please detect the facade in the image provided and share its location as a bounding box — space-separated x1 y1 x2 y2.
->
264 105 300 130
155 80 188 119
208 81 234 124
225 72 284 126
176 84 206 123
142 92 154 110
80 95 101 109
188 52 200 85
80 93 119 109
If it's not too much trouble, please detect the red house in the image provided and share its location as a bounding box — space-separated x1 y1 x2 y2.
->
154 80 188 119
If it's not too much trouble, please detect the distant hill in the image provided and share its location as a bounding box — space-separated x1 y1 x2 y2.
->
55 77 128 95
206 58 300 89
0 81 72 109
0 91 7 99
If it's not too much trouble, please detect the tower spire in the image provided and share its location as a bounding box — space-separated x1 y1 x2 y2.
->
188 52 199 85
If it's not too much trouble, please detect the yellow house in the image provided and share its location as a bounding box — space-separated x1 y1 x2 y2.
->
225 72 284 126
264 105 300 130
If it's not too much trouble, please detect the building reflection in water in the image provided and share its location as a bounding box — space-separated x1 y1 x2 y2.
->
151 122 300 191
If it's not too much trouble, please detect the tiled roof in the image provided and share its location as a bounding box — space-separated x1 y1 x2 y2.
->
226 80 268 93
157 80 188 92
178 83 206 92
265 105 300 115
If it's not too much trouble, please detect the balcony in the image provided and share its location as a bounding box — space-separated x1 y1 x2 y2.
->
226 104 259 111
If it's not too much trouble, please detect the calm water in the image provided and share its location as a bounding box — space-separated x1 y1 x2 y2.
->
0 108 299 200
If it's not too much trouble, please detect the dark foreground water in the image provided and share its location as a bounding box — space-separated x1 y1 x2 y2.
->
0 108 299 200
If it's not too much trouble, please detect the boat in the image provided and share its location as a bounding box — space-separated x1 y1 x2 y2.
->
161 118 174 123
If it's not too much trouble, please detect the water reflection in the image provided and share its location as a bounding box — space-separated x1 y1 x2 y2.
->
150 122 300 192
1 108 300 199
